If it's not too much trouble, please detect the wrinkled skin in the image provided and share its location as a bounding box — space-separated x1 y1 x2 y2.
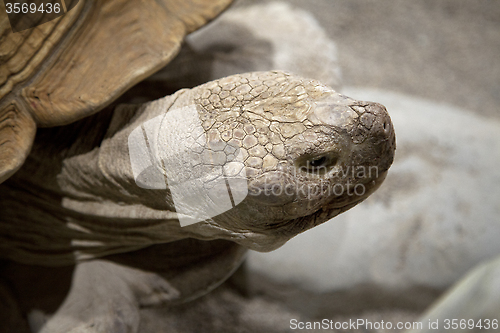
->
0 71 395 332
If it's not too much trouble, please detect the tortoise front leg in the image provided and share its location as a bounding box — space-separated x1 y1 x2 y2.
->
38 240 245 333
39 260 180 333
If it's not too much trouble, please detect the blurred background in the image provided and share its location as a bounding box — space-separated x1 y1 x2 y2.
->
141 0 500 332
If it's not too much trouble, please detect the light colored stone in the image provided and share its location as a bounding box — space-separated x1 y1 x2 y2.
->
407 254 500 333
185 1 341 91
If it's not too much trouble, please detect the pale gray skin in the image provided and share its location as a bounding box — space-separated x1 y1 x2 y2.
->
0 71 395 332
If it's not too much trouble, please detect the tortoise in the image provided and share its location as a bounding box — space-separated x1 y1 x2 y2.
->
0 1 396 332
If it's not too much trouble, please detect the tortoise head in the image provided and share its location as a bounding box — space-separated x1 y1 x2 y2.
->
131 71 395 251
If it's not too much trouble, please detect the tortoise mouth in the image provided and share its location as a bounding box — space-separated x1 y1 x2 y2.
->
250 170 389 247
275 197 364 238
239 199 362 253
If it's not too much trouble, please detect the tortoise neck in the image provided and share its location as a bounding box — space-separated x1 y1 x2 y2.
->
53 89 193 215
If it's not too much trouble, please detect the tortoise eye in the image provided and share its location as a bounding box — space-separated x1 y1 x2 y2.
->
296 153 338 175
310 156 327 168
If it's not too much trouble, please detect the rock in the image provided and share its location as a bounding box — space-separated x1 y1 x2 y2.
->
143 1 341 95
247 88 500 313
190 1 341 89
139 280 419 333
407 254 500 333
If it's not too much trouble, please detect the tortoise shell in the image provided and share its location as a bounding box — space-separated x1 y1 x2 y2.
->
0 0 233 183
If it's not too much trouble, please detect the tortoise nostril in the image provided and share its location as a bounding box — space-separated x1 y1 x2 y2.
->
383 118 394 137
383 120 390 134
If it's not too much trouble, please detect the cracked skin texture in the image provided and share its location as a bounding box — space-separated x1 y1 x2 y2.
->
0 71 395 267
